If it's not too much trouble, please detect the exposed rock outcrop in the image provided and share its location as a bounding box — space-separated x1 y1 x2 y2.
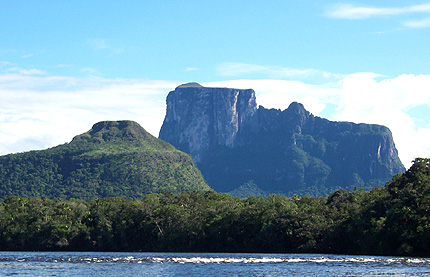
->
159 83 405 196
159 83 257 162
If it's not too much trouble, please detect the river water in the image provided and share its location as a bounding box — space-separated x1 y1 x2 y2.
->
0 252 429 276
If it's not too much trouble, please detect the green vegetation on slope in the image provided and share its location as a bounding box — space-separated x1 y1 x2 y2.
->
0 158 429 256
0 121 210 200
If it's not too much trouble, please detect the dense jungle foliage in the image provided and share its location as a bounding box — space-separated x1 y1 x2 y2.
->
0 121 209 199
0 158 428 256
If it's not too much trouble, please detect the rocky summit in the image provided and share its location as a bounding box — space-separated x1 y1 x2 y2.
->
159 83 405 196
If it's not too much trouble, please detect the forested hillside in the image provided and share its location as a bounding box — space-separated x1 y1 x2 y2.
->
0 121 209 200
0 158 428 257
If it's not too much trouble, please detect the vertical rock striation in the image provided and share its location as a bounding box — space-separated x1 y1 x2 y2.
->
159 82 257 162
159 83 405 196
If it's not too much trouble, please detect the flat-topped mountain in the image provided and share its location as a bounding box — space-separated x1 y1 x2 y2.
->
0 120 210 200
159 83 405 196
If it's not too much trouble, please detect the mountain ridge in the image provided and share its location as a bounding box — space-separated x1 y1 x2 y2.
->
159 83 405 196
0 120 210 200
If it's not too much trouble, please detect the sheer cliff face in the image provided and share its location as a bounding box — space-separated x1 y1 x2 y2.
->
159 83 257 162
159 83 405 195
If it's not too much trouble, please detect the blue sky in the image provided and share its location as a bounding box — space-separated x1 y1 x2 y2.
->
2 1 430 80
1 1 430 166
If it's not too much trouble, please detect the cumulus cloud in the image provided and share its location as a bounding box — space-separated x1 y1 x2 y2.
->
206 74 430 166
0 73 178 155
203 79 337 116
326 3 430 20
1 71 429 167
332 74 430 166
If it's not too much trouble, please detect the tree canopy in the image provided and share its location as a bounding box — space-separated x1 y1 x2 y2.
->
0 158 429 256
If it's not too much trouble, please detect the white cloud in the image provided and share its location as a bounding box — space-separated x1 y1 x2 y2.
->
203 79 338 115
87 38 109 50
1 71 429 168
21 53 35 58
6 67 47 75
0 63 48 79
0 73 178 155
0 73 79 90
403 17 430 28
80 67 103 77
206 75 430 167
0 61 11 67
326 3 430 20
217 62 342 82
53 64 72 68
331 74 430 165
86 38 124 54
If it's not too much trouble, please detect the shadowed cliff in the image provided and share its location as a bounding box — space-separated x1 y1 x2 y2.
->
159 83 405 196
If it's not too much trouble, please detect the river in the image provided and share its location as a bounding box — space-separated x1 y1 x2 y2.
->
0 252 429 276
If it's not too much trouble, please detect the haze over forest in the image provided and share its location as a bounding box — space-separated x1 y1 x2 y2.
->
1 1 430 166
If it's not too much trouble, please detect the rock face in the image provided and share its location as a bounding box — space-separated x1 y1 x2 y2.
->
159 83 405 196
159 82 257 162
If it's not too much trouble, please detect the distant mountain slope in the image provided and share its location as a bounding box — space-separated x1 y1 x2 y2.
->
0 120 210 200
159 83 405 196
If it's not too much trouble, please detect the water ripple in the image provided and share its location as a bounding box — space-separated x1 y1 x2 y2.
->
1 255 429 265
